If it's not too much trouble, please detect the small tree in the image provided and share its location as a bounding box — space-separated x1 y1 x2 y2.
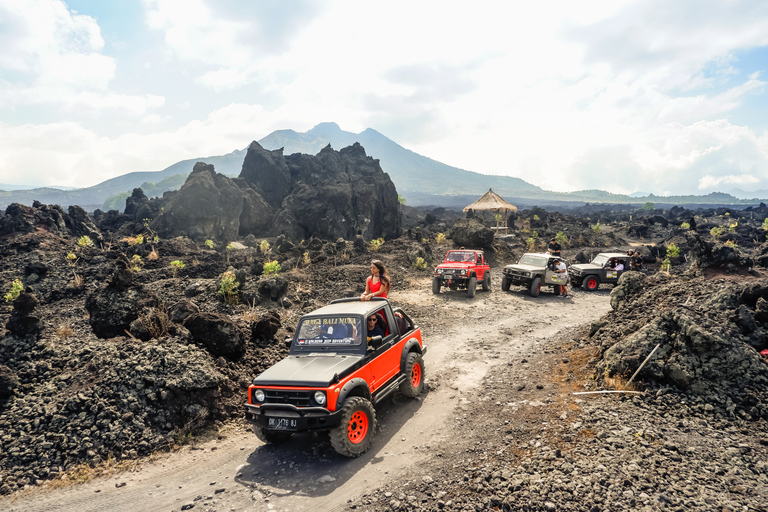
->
680 222 690 230
205 239 215 249
218 271 239 304
555 231 568 246
170 260 185 277
642 202 655 210
710 226 724 238
435 233 447 244
66 252 78 267
592 221 601 234
413 257 427 270
78 235 94 248
370 238 385 251
666 243 680 258
398 194 406 204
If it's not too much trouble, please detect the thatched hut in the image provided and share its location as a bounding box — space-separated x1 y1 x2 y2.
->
463 189 517 235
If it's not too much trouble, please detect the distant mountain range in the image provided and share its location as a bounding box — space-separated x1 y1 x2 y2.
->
1 122 766 211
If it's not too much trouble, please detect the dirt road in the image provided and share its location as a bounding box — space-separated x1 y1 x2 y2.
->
3 278 613 512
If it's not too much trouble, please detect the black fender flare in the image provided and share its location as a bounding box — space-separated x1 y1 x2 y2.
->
400 338 424 373
336 378 371 407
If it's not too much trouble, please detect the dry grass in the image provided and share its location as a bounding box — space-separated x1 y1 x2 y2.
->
55 324 74 338
147 247 159 260
137 306 172 339
71 273 84 287
241 299 259 322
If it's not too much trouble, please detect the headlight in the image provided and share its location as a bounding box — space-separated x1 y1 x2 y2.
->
253 389 265 402
460 269 467 275
314 391 327 405
435 269 443 274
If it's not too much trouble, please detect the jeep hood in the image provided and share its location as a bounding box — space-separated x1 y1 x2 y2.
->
436 261 473 269
504 264 541 271
252 354 363 387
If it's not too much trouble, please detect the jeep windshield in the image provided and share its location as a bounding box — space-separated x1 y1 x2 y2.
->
518 254 549 266
445 251 476 262
591 255 610 267
294 316 363 348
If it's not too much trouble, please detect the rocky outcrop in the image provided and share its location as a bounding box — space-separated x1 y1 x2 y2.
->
0 202 102 243
184 312 246 360
151 162 273 241
262 142 400 241
450 217 494 248
239 142 292 209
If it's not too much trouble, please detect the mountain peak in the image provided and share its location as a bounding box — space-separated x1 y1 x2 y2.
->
307 122 342 136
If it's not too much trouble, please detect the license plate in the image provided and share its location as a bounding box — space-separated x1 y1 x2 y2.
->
268 418 297 431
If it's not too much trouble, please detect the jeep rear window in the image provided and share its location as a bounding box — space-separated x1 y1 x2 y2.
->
295 316 363 346
445 251 475 262
518 254 548 266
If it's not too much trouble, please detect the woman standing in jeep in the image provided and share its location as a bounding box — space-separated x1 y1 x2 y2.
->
361 260 390 301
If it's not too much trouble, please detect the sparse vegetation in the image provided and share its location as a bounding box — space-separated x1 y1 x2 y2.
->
661 257 671 272
762 218 768 231
724 239 739 249
218 271 240 304
263 260 281 276
592 221 601 233
642 202 655 210
435 233 446 244
131 254 142 272
710 226 724 238
170 260 185 276
370 238 384 252
205 239 215 249
77 236 94 248
666 243 680 258
148 247 159 260
728 222 738 233
526 237 536 251
413 257 427 270
555 231 568 246
398 194 406 204
301 252 311 267
55 324 74 338
259 240 270 254
66 252 78 266
681 222 690 230
4 279 23 302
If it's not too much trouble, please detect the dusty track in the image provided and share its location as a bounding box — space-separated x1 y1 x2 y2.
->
2 277 613 512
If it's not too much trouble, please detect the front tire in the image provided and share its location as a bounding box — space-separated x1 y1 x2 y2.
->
482 271 491 291
253 424 292 445
529 277 541 297
330 397 377 457
432 277 441 294
399 352 425 398
467 276 477 298
501 277 510 292
584 276 600 291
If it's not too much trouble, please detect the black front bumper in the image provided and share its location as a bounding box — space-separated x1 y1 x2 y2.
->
245 403 344 432
502 271 533 286
434 274 470 285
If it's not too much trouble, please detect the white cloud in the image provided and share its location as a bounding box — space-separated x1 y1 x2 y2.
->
698 174 760 190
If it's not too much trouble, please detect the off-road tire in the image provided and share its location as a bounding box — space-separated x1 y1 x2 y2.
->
330 396 377 457
482 272 491 291
432 277 441 294
253 424 292 445
584 276 600 291
399 352 425 398
529 277 541 297
467 276 477 298
501 277 510 292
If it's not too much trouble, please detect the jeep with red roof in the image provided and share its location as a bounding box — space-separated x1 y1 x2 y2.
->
245 298 426 457
432 249 491 298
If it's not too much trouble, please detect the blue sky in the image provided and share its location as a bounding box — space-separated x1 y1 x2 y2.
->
1 0 768 198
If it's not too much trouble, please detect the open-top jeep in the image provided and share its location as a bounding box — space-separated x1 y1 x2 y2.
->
500 252 568 297
245 298 426 457
432 249 490 298
569 252 629 290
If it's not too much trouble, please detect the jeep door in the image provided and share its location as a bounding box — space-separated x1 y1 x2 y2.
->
477 252 490 280
367 307 402 391
543 257 567 286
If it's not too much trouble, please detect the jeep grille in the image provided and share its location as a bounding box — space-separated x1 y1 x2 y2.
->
504 268 526 277
254 389 313 407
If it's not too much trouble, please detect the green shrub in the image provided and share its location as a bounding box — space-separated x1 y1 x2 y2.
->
263 260 281 276
724 239 739 249
666 243 680 258
4 279 23 302
259 240 270 254
661 258 671 272
533 214 540 221
555 231 568 246
435 233 446 244
680 222 690 230
762 218 768 231
205 239 214 249
413 257 427 270
728 222 737 233
170 260 185 276
218 271 239 304
370 238 385 251
592 221 601 234
301 252 311 267
526 237 536 251
66 252 78 266
642 202 655 210
710 226 724 238
78 235 94 248
398 194 406 204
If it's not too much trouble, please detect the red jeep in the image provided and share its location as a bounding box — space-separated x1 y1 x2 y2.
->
245 298 426 457
432 249 491 298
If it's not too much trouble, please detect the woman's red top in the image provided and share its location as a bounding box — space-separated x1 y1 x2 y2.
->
367 276 388 298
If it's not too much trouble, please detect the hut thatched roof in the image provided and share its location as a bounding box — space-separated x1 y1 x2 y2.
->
463 189 517 212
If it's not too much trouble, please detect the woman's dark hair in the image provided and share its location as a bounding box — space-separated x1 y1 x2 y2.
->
371 259 390 287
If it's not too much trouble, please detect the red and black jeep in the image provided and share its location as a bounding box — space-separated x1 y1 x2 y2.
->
432 249 491 298
245 298 426 457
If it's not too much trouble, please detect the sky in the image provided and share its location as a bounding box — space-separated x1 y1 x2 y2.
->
1 0 768 197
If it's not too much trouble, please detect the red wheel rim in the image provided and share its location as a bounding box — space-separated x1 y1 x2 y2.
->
347 411 369 444
587 278 597 289
411 363 422 387
535 283 540 294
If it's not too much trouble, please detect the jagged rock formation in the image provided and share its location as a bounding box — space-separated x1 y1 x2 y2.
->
151 162 273 241
150 142 401 242
0 202 101 243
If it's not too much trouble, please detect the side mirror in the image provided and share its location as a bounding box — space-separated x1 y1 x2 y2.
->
369 335 383 349
284 337 293 348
